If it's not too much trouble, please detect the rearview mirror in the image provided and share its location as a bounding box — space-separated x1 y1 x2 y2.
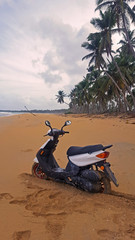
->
45 120 51 127
65 120 71 126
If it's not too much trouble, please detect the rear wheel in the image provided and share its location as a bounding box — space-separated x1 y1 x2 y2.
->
90 169 111 194
32 162 48 179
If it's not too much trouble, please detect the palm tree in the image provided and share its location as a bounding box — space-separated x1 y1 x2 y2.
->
70 1 135 113
90 9 135 111
90 10 118 56
82 32 106 70
70 86 84 113
82 23 129 110
118 29 135 55
70 68 123 113
82 36 132 109
114 50 135 110
107 58 132 111
96 0 135 57
56 90 69 105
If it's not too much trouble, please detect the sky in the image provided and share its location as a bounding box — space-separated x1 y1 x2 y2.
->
0 0 98 110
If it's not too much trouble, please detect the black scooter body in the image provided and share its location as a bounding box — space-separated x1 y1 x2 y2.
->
36 140 103 193
33 120 118 193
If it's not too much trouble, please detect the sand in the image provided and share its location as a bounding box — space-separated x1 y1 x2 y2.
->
0 113 135 240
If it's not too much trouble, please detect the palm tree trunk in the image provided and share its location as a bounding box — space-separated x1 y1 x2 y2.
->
110 53 135 112
103 69 130 112
115 88 126 113
64 101 69 106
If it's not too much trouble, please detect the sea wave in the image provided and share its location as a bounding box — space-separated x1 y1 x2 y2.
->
0 112 13 117
0 112 23 117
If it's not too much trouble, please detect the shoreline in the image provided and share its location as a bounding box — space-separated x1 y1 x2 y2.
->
1 110 135 118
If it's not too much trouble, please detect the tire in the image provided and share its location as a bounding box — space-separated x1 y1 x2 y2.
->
32 162 48 180
101 176 111 194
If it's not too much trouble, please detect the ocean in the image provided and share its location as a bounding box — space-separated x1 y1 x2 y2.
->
0 112 23 117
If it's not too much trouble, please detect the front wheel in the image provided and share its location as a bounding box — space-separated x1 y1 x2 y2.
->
32 162 48 180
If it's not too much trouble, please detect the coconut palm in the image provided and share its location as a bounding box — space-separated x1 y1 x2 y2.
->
90 9 135 110
70 85 84 113
96 0 135 57
82 17 130 111
118 29 135 55
82 32 106 70
66 1 135 113
114 50 135 110
90 9 118 56
70 68 122 113
56 90 69 105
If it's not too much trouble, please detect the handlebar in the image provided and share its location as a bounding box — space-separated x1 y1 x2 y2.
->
44 120 71 137
63 131 69 134
44 129 69 137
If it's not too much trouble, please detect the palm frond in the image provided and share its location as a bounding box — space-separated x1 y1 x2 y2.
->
125 3 135 23
95 1 113 11
82 53 94 61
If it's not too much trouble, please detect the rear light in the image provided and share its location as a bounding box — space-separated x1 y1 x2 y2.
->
96 151 110 159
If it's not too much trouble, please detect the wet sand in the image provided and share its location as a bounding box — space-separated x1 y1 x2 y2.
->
0 113 135 240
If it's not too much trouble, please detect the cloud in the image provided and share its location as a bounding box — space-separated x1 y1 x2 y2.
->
33 18 89 81
0 0 97 110
0 0 13 6
39 70 62 85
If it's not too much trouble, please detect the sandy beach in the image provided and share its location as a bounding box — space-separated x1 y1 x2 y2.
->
0 113 135 240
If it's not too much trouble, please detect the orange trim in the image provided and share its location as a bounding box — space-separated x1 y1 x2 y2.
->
100 166 104 170
40 150 44 155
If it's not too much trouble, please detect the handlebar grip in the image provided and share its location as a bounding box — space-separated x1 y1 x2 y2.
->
64 131 69 134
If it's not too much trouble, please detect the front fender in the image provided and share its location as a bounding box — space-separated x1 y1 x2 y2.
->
33 157 39 163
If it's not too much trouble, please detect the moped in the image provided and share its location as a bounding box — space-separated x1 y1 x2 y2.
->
32 120 119 193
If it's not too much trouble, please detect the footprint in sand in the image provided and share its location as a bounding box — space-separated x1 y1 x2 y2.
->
33 211 67 217
12 230 31 240
9 199 27 205
21 149 33 152
97 229 117 238
0 193 13 200
26 183 43 190
49 191 61 199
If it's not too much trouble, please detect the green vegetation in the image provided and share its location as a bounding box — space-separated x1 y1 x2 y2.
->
57 0 135 114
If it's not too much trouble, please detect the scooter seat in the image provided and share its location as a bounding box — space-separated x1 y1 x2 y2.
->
67 144 103 156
